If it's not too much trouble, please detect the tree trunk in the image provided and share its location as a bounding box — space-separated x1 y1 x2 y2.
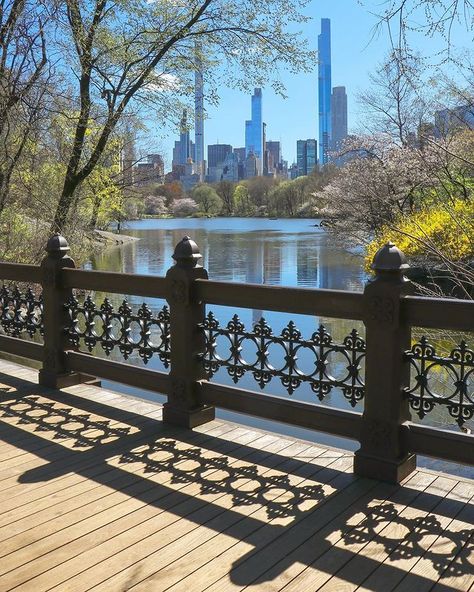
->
53 175 80 232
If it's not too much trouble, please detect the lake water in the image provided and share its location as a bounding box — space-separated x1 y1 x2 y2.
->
90 217 472 477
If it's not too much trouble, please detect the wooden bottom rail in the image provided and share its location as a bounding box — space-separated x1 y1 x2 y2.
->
0 334 43 361
66 351 171 395
403 422 474 466
198 381 361 440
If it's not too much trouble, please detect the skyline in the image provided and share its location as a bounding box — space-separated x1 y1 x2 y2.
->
145 0 472 169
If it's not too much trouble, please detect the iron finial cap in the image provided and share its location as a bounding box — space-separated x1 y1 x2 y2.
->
371 241 409 272
172 236 201 267
46 233 70 257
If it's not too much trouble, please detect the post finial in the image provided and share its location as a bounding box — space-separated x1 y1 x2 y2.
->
172 236 202 268
371 241 409 274
45 234 70 258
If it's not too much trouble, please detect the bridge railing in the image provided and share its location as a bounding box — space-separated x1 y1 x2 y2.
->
0 233 472 483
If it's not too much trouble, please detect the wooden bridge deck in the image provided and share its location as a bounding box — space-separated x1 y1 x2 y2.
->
0 359 472 592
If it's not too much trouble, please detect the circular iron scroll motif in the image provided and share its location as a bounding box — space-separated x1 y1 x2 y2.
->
405 336 474 429
200 312 366 406
64 295 171 367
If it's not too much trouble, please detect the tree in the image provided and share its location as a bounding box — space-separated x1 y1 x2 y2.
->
233 185 255 216
144 195 168 216
50 0 315 231
216 180 235 215
172 198 198 217
192 184 222 215
0 0 49 213
268 176 309 216
245 176 276 209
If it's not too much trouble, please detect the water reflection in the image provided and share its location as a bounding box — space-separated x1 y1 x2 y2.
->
88 218 472 477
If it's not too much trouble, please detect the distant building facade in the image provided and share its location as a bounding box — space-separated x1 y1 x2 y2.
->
331 86 348 151
207 143 233 182
296 139 317 177
434 105 474 136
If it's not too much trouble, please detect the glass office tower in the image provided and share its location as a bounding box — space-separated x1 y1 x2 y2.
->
318 18 332 165
245 88 263 175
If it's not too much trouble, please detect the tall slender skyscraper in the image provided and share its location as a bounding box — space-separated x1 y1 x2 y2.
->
318 19 332 165
194 42 205 180
179 109 191 164
331 86 348 150
245 88 263 175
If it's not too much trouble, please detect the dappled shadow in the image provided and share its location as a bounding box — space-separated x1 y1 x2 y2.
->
0 394 132 449
119 439 327 521
342 502 474 577
0 371 471 591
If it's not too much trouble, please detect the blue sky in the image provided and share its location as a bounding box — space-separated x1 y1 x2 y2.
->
151 0 472 168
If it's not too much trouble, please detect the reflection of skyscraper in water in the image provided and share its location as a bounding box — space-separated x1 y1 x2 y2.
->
245 239 264 324
297 242 318 287
263 240 282 286
318 244 330 289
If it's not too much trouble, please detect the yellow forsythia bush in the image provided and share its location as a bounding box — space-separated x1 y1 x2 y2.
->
366 199 474 271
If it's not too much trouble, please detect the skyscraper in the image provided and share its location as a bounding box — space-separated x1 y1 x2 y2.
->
296 139 317 176
318 19 332 166
194 42 205 181
331 86 348 151
245 88 263 175
179 109 191 165
207 143 233 182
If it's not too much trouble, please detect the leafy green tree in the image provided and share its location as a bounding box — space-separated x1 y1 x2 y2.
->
233 184 255 216
192 184 222 215
50 0 315 231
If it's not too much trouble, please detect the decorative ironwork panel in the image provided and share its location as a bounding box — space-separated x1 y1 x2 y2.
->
200 312 366 406
405 336 474 428
65 295 171 367
0 285 43 338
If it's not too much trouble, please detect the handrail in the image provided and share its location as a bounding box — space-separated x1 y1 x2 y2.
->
402 295 474 331
62 268 168 298
0 262 42 283
195 279 365 319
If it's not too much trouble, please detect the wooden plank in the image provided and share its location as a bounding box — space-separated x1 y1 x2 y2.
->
63 440 342 592
420 489 474 592
310 475 459 592
195 278 364 319
66 351 171 395
194 472 432 592
0 263 41 283
127 454 362 592
4 429 299 590
404 423 474 467
0 419 233 543
388 480 474 592
62 268 167 298
200 382 362 440
403 296 474 331
0 336 43 362
0 423 244 581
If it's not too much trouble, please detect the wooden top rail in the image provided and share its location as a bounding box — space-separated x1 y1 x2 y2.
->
403 296 474 332
195 279 365 320
0 262 42 283
62 268 168 298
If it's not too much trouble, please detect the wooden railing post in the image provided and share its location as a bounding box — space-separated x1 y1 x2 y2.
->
39 234 78 388
164 236 215 428
354 242 416 483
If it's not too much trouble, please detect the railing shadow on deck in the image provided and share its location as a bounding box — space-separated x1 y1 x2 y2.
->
0 374 471 591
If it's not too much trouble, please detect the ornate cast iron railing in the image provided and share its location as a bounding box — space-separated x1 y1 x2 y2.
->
200 312 366 407
64 295 171 367
405 336 474 429
0 285 43 339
